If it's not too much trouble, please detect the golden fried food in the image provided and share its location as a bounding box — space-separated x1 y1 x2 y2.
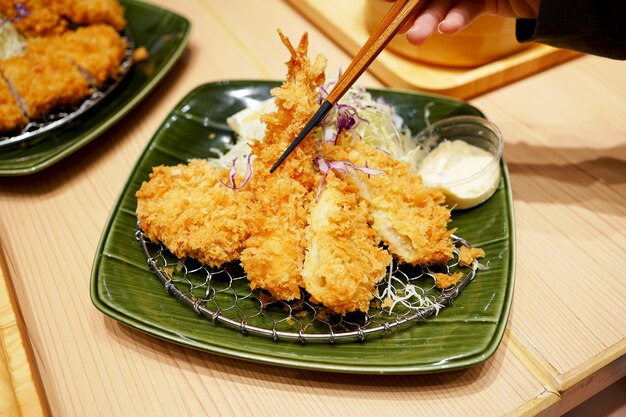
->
58 0 126 31
240 31 326 301
321 138 456 266
302 172 391 314
0 75 28 132
434 272 464 289
239 173 310 301
0 52 90 118
0 0 127 135
0 0 68 37
27 24 127 87
459 246 485 267
136 159 254 268
136 32 467 315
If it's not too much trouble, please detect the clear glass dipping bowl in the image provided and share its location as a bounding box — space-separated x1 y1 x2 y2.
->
414 116 504 210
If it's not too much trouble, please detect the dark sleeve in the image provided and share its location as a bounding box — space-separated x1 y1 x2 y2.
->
516 0 626 60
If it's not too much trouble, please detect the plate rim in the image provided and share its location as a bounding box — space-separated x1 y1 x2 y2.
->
90 80 516 374
0 0 191 176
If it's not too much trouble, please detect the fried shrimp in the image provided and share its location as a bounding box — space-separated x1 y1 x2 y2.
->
302 172 391 314
240 30 326 301
239 174 310 301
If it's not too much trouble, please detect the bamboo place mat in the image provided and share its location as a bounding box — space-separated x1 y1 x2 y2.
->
285 0 581 98
0 251 48 417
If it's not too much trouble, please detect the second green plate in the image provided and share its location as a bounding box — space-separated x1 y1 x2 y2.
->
0 0 190 176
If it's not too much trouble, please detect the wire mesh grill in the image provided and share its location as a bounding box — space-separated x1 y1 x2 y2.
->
0 29 135 148
136 223 481 343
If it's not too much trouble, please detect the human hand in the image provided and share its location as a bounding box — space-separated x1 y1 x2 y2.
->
385 0 539 45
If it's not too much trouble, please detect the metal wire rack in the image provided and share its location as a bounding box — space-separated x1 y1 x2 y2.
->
0 29 135 148
136 224 480 343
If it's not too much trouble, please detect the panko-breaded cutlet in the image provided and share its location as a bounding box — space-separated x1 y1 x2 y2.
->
0 52 89 119
0 0 128 135
136 159 255 268
0 76 28 132
0 0 126 34
27 24 127 87
58 0 126 31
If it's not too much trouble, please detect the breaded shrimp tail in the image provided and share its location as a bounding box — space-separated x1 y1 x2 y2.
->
302 172 391 314
250 30 326 189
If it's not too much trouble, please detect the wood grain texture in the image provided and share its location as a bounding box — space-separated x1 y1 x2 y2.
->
284 0 581 98
0 0 623 416
325 0 419 103
0 250 49 417
471 57 626 392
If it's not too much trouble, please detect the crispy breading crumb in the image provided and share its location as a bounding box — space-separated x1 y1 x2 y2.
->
132 46 149 62
382 298 394 309
459 246 485 267
434 272 464 289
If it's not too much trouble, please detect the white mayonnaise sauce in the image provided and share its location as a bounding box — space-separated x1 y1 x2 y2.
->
418 140 500 209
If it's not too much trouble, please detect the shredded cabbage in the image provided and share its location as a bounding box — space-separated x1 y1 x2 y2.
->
0 18 26 60
216 82 426 172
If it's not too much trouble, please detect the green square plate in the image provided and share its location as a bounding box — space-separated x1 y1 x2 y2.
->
91 81 515 374
0 0 190 176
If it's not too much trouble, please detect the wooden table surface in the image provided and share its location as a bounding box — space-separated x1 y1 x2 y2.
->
0 1 624 416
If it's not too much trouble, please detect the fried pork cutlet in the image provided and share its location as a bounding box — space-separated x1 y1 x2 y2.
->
0 0 68 37
136 159 254 268
239 31 327 301
58 0 126 31
0 52 89 119
322 138 455 266
302 172 391 314
0 75 28 133
27 24 127 87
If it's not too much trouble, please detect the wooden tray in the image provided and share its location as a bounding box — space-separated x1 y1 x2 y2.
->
284 0 581 98
0 250 49 417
